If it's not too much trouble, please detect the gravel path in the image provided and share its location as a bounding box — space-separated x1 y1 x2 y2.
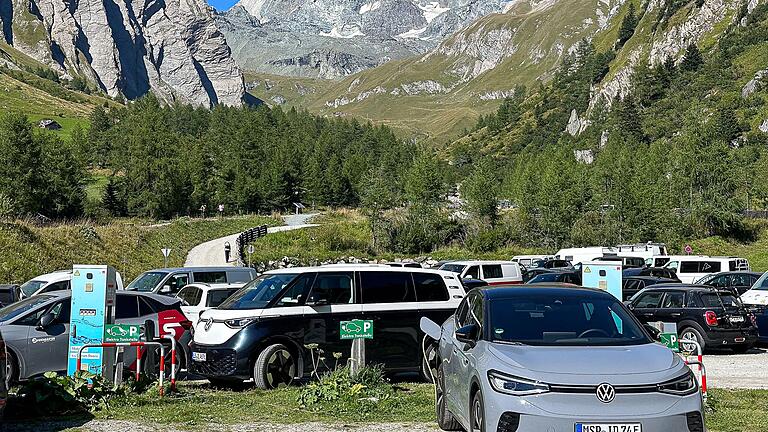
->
184 214 319 267
699 347 768 389
0 420 437 432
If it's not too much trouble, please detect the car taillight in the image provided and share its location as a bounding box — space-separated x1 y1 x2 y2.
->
704 311 719 326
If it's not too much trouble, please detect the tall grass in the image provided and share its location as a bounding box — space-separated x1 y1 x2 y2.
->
0 215 279 284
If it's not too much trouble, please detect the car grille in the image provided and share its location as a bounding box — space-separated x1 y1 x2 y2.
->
686 411 704 432
190 348 237 376
497 412 520 432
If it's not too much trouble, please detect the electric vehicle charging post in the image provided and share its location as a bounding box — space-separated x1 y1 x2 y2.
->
67 265 118 380
582 261 623 300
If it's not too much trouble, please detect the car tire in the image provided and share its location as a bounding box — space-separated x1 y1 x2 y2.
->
253 344 296 390
421 342 438 383
680 326 706 353
471 389 485 432
6 350 18 385
436 365 462 431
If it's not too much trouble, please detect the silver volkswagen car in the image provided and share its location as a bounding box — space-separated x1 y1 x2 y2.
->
421 285 705 432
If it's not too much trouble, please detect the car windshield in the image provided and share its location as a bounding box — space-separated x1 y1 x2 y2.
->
218 274 299 310
127 272 168 292
489 293 651 346
529 273 564 283
0 295 54 322
19 280 47 297
440 264 466 274
751 272 768 291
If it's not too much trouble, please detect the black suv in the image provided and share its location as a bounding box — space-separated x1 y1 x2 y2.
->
622 276 679 301
696 271 762 296
623 267 680 281
627 284 757 353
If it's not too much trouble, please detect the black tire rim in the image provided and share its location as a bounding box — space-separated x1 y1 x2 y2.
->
265 348 295 388
425 344 437 381
472 396 483 432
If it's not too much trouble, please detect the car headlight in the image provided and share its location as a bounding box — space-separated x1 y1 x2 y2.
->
488 370 550 396
224 318 256 329
658 371 698 396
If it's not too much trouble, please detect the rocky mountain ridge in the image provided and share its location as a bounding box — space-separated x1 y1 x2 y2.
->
217 0 516 79
0 0 245 107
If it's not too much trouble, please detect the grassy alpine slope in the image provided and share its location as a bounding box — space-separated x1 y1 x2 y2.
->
0 215 279 284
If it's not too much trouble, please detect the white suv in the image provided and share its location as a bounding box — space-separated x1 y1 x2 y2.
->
20 270 124 298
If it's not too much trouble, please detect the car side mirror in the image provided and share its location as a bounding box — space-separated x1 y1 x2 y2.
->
455 324 479 347
643 324 661 340
37 313 55 330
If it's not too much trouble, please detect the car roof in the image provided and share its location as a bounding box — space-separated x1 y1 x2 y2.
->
266 265 457 276
145 266 255 273
441 260 516 265
481 285 610 299
34 290 180 304
639 283 734 293
702 271 762 277
624 276 677 282
27 270 72 282
181 283 245 290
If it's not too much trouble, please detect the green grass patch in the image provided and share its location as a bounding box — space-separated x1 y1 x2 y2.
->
707 388 768 432
0 215 280 284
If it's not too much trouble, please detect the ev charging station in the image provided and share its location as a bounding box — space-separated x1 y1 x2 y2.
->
67 265 118 378
582 261 623 300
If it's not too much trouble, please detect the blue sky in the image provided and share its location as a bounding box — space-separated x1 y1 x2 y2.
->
208 0 239 11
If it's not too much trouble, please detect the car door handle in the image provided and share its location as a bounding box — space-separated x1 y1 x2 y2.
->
670 313 681 317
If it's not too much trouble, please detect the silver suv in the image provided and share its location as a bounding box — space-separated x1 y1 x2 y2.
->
421 285 705 432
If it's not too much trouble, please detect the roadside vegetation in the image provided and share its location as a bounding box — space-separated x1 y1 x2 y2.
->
0 214 278 284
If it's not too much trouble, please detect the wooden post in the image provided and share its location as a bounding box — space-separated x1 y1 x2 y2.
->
350 338 365 376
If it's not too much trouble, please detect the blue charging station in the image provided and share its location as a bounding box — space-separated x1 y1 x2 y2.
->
67 265 118 377
582 261 623 300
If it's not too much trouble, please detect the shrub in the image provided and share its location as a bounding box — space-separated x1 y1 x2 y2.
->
298 365 394 416
17 371 124 415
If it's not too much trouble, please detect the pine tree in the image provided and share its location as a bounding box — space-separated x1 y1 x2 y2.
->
462 159 499 224
680 43 704 72
617 2 638 48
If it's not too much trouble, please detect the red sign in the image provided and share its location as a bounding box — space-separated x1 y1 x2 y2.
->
684 245 693 255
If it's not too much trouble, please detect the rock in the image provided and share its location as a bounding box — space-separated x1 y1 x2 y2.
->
759 119 768 134
4 0 244 107
566 109 590 136
742 70 767 99
270 95 286 105
600 130 610 148
574 149 594 164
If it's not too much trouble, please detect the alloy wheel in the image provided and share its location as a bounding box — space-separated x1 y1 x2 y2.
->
265 348 295 388
472 396 484 432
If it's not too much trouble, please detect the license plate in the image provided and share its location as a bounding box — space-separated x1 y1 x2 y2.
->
576 424 642 432
192 352 207 362
730 316 745 323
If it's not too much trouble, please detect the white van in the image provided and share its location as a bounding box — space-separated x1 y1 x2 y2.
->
19 269 125 298
662 256 750 283
615 243 668 261
555 247 611 265
439 261 522 285
511 255 554 268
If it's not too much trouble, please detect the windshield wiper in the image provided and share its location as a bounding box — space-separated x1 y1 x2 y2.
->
495 340 527 346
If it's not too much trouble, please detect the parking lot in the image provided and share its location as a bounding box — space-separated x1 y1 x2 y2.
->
704 348 768 389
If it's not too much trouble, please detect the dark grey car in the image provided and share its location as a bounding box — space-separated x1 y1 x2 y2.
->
0 291 192 382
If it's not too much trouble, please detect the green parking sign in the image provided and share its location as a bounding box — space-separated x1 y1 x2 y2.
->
659 332 679 352
340 320 373 340
104 324 141 343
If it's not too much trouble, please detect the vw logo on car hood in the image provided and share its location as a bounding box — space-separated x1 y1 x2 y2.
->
596 383 616 403
204 318 213 331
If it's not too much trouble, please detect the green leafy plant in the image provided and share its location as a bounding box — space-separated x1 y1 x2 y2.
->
298 365 394 417
18 370 124 414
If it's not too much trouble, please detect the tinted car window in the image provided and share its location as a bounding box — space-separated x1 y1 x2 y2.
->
455 297 471 328
701 262 721 273
207 289 241 307
116 295 140 319
49 300 71 324
661 292 685 308
439 264 466 274
275 273 315 307
414 273 449 302
700 293 740 308
0 296 53 323
482 265 503 279
308 272 354 305
165 273 189 294
680 262 700 273
360 271 415 304
489 293 650 346
634 291 663 308
193 272 227 284
465 266 480 279
138 297 155 316
178 286 203 306
220 274 299 310
41 280 70 293
227 271 253 283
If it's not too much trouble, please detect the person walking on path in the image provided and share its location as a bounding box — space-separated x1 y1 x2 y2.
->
224 241 232 263
218 203 225 218
200 204 207 218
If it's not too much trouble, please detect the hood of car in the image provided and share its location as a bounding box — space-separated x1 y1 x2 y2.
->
741 289 768 305
487 342 678 377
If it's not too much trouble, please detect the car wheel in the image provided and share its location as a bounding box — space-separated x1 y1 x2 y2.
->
731 344 752 354
253 344 296 390
436 365 462 431
471 389 485 432
421 342 438 383
6 350 18 385
680 327 706 353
